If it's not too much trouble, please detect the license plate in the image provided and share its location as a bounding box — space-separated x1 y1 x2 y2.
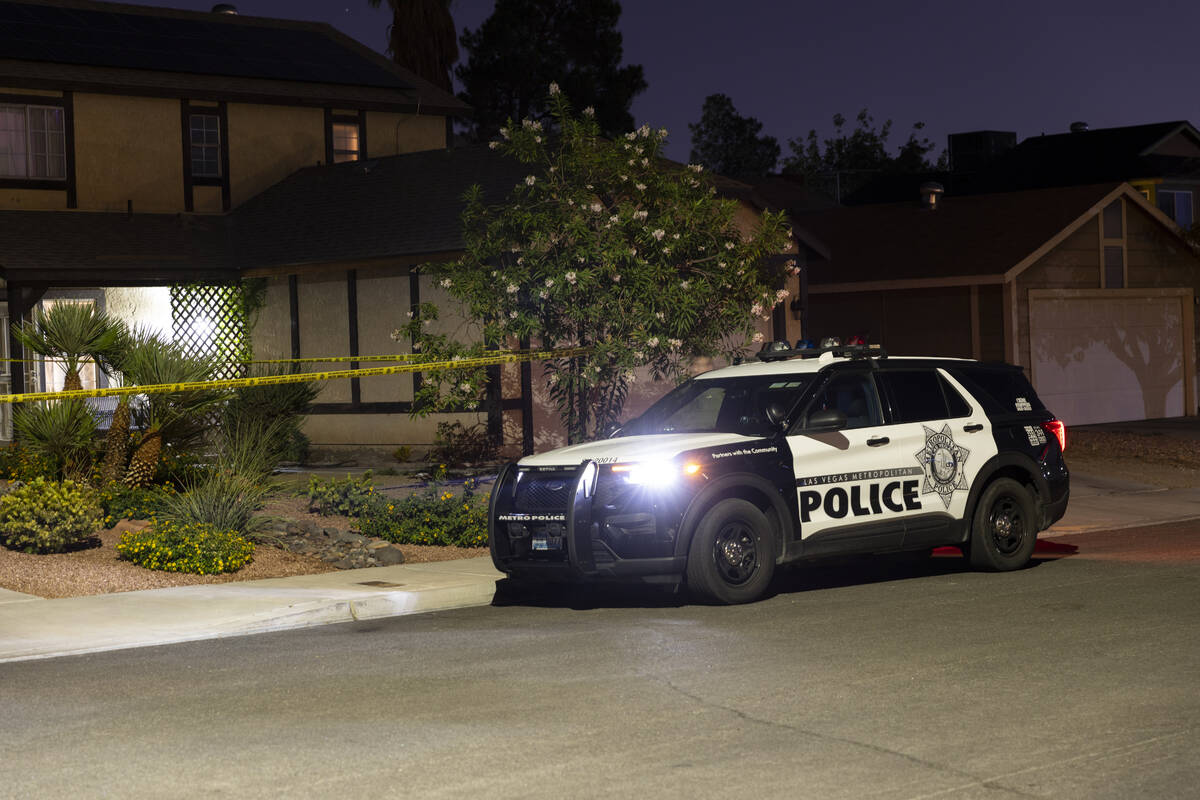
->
532 537 561 551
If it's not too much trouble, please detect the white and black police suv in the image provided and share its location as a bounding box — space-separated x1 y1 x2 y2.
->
488 342 1069 604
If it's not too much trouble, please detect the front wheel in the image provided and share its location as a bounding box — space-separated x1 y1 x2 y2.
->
686 499 776 604
968 478 1038 571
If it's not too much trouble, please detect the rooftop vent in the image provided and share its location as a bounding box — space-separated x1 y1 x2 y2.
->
919 181 944 210
211 3 238 14
1070 121 1089 133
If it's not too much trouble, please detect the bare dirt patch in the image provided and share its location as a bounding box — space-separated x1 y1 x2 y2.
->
1068 430 1200 489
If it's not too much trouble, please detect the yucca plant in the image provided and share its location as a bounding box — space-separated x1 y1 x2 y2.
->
221 365 319 465
13 399 98 481
116 330 228 487
11 302 122 392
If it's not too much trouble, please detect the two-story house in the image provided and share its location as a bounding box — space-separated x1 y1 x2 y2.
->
0 0 466 438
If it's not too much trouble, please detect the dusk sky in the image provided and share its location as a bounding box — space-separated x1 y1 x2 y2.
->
131 0 1199 163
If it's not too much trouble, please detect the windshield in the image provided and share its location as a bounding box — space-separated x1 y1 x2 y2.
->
618 375 815 437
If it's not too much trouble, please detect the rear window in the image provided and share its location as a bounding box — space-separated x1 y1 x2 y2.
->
949 367 1045 414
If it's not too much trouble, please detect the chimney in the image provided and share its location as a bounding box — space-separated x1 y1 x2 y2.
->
1070 121 1089 133
211 4 238 14
919 181 944 210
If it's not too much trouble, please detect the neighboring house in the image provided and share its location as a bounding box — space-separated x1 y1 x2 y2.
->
0 0 466 438
849 121 1200 230
790 183 1199 426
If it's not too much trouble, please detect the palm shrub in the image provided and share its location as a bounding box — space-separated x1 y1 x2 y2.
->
0 477 103 553
95 322 135 485
116 330 228 487
13 399 98 481
11 302 122 392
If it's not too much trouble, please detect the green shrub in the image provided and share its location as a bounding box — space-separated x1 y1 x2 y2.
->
359 479 487 548
0 477 103 554
0 443 53 483
99 483 177 526
117 519 254 574
222 366 318 465
427 421 497 467
13 399 98 481
307 471 376 516
156 468 271 540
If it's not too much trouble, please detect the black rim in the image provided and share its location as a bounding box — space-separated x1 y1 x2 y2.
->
713 522 759 586
988 494 1027 556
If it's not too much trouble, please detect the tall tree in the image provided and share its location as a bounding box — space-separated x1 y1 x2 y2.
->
783 109 945 202
367 0 458 92
395 89 792 443
455 0 647 141
688 93 780 178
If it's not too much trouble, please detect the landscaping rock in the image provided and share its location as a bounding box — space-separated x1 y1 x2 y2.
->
374 545 406 566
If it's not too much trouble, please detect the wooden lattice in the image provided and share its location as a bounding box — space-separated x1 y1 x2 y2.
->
170 283 248 380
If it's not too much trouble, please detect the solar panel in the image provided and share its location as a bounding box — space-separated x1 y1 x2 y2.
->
0 1 411 89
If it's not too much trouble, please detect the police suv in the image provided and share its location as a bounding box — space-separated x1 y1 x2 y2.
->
488 343 1069 604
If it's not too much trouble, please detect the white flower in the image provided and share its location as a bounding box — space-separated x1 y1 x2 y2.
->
651 229 665 241
688 163 703 173
613 273 621 282
586 184 593 189
775 288 790 300
634 146 643 155
548 81 560 96
510 245 520 253
725 241 736 250
634 350 645 360
509 310 518 318
717 261 726 268
488 141 499 150
566 271 577 284
655 311 665 320
638 124 651 137
625 131 638 141
680 280 690 289
539 290 549 299
750 302 763 316
633 210 648 221
567 198 574 206
628 248 637 257
672 233 680 240
610 215 620 224
460 382 472 392
522 118 542 131
641 158 649 166
619 174 628 182
545 278 555 288
506 284 518 294
590 202 603 213
698 245 706 252
668 338 682 349
623 143 631 151
439 278 452 289
405 311 413 318
491 270 498 277
752 332 764 343
423 319 432 327
499 127 509 139
516 256 524 265
662 247 671 255
647 336 660 347
535 136 542 143
628 158 636 166
635 182 646 191
658 128 668 138
583 106 595 117
525 175 536 186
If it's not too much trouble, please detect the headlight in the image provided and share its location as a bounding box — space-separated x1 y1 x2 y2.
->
611 459 702 487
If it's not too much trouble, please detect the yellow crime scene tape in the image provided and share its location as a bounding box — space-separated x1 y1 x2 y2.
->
0 348 588 404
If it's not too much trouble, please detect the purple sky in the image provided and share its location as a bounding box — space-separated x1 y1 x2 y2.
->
130 0 1200 163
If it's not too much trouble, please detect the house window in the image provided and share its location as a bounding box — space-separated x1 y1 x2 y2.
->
332 121 361 163
1157 190 1194 228
0 104 66 179
189 114 221 177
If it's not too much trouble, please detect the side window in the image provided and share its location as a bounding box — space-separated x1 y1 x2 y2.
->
939 373 973 417
876 370 951 423
804 373 882 430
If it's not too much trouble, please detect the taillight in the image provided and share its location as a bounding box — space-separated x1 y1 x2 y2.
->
1041 419 1066 452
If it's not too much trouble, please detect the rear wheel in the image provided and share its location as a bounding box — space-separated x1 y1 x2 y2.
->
968 478 1038 571
686 498 776 604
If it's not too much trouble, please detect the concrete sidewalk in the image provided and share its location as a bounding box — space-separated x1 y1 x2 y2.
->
0 557 502 664
1046 471 1200 535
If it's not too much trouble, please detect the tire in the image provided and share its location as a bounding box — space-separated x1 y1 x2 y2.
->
686 498 776 604
968 478 1038 571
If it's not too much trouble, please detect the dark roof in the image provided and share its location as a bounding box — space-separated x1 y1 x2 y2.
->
0 0 469 114
796 183 1123 285
0 209 237 286
232 145 529 269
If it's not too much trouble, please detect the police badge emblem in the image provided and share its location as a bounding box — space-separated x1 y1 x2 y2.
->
914 424 970 508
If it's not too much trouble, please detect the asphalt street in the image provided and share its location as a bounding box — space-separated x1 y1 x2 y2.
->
4 523 1199 800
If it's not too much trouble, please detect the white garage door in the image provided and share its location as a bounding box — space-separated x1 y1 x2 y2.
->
1030 291 1190 426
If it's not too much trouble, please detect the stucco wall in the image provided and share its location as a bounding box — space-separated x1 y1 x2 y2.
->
104 286 172 337
227 103 325 209
0 188 68 210
73 93 182 212
366 112 445 157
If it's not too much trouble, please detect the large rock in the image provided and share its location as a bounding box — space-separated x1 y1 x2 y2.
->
374 545 405 566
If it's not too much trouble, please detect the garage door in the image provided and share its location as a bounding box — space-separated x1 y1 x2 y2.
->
1029 291 1192 426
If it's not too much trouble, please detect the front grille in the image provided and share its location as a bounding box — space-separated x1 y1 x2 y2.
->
515 472 574 512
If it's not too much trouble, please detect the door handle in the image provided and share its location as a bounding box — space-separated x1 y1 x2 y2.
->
964 423 984 433
866 436 890 447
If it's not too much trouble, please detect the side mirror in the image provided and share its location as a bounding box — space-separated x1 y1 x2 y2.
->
600 421 623 438
764 403 789 430
807 408 847 432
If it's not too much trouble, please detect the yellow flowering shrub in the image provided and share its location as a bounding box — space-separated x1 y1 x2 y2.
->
117 519 254 574
0 477 103 553
358 478 487 548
